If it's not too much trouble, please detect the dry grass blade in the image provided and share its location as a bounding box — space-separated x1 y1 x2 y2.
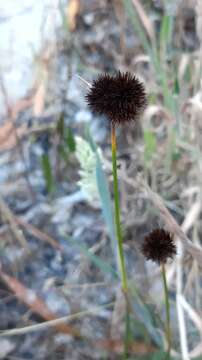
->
0 77 35 198
131 0 155 42
33 82 46 117
176 201 201 360
0 79 32 152
0 194 28 249
179 295 202 334
0 269 81 337
66 0 80 31
14 216 63 251
181 201 201 233
173 198 199 360
176 238 189 360
0 122 27 151
0 300 113 337
112 0 126 53
76 74 91 88
196 0 202 54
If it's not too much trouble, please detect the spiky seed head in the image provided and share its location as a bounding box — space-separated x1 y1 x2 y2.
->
141 228 176 265
85 71 147 125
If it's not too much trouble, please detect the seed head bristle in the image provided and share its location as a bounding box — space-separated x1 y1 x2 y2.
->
141 228 176 265
85 71 147 125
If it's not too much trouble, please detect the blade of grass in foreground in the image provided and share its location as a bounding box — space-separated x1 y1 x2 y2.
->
41 153 55 194
160 14 173 59
85 127 118 262
96 153 117 254
66 236 118 279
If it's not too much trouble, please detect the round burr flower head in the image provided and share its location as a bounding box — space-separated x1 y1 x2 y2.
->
85 71 147 125
141 228 176 265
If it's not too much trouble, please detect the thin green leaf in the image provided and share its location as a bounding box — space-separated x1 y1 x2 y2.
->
144 130 157 165
160 15 173 51
84 126 117 260
95 156 117 253
173 76 180 95
184 64 191 83
57 113 65 138
65 127 76 152
41 154 55 193
58 144 69 162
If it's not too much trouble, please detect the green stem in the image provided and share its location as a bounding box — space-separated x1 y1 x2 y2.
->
161 264 171 359
111 124 128 292
124 300 131 359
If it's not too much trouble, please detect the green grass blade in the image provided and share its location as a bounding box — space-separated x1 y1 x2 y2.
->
143 130 157 166
41 154 55 193
84 126 117 260
57 113 65 138
95 155 117 251
66 236 118 278
65 127 76 152
160 15 173 55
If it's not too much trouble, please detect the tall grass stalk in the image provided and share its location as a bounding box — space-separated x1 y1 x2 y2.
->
111 124 128 292
161 264 171 359
111 124 130 358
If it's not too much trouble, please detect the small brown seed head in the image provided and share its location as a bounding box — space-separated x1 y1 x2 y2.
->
85 71 147 125
141 228 176 265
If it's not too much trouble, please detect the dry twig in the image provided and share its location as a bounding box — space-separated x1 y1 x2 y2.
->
0 194 28 249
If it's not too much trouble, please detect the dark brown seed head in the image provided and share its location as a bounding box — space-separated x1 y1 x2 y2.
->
85 71 147 125
141 228 176 265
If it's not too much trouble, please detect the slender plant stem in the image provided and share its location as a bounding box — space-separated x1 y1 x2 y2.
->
111 124 129 358
161 263 171 359
124 300 131 359
111 124 128 292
